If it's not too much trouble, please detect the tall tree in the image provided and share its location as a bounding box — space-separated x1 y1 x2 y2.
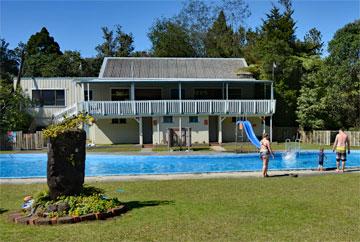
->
172 0 250 56
0 39 18 83
26 27 62 56
254 2 301 127
204 11 241 57
297 20 360 129
148 19 196 57
96 25 134 57
23 27 63 77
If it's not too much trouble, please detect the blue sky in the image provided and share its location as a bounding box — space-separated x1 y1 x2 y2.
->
1 0 359 57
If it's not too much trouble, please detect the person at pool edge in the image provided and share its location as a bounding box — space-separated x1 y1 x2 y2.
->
260 133 274 177
332 128 350 172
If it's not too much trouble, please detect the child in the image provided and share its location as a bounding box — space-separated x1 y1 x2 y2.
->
318 148 327 171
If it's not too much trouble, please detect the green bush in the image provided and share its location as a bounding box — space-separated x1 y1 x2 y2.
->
34 186 121 217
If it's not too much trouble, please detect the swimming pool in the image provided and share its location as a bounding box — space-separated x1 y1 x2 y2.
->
0 151 359 178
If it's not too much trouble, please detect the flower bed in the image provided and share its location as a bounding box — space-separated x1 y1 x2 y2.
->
9 186 127 225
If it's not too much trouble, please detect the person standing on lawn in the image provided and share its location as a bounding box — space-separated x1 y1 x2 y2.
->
332 128 350 172
259 133 274 177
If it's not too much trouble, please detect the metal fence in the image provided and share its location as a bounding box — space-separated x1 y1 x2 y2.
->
0 131 47 150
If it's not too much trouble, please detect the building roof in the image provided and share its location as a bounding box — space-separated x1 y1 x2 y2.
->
99 57 252 80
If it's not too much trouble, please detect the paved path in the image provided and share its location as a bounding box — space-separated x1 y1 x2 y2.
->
1 169 358 184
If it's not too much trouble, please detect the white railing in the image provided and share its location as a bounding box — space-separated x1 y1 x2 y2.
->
80 100 276 117
53 103 78 123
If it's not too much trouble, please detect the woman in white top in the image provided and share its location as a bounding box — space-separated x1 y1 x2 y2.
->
259 133 274 177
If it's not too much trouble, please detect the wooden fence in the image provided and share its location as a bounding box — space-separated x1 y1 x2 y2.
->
0 131 47 150
300 130 360 146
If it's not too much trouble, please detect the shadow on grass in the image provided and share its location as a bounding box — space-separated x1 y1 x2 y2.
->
0 208 9 214
123 200 174 211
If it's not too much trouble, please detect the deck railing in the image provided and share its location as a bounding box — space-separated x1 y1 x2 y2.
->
79 100 276 117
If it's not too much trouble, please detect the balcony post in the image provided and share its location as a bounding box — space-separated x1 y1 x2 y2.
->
226 82 229 100
271 82 274 100
81 83 85 102
270 115 273 142
179 82 182 114
131 82 135 100
87 83 90 102
139 117 143 146
218 116 225 144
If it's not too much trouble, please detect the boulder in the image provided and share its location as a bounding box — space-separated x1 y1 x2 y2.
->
47 129 86 200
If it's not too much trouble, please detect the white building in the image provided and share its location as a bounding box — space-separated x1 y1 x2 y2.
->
17 57 276 146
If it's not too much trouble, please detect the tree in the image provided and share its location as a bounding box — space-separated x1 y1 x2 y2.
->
170 0 250 56
297 20 360 129
148 19 196 57
95 27 116 57
0 80 33 133
23 27 63 77
204 11 241 57
0 39 18 83
96 25 134 58
26 27 62 56
254 3 300 127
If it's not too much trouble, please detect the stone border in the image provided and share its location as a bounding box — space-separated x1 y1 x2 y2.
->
8 205 127 225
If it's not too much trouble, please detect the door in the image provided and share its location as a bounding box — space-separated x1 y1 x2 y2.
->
209 116 218 143
142 117 153 144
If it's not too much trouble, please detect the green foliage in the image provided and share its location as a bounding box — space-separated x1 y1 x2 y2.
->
204 11 241 57
62 193 121 216
0 39 18 83
43 113 95 138
34 186 121 217
26 27 62 56
297 20 360 129
0 80 33 133
95 25 134 58
148 19 196 57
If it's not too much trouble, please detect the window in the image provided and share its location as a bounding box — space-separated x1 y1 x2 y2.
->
32 90 65 106
194 89 222 99
111 89 129 101
135 89 162 100
189 116 199 123
84 90 93 101
228 89 241 99
163 116 173 123
170 89 185 99
112 118 127 124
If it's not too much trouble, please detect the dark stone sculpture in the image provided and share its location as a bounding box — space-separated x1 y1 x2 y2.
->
47 129 86 200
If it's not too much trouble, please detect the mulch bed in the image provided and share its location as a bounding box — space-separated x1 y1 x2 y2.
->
8 205 128 225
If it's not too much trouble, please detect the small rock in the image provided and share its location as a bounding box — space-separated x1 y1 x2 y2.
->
57 202 70 212
46 204 58 212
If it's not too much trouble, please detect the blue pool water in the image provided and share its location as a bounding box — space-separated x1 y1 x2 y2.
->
0 151 359 178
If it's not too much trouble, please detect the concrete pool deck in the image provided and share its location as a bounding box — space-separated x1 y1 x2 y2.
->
1 168 359 184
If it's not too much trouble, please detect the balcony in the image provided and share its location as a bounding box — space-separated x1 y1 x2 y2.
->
76 99 276 118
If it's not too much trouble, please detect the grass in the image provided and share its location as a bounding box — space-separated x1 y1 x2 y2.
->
222 142 360 153
86 144 141 152
152 144 211 152
1 174 359 241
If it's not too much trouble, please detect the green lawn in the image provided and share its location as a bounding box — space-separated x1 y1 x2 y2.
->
1 174 359 241
152 144 211 152
222 142 360 153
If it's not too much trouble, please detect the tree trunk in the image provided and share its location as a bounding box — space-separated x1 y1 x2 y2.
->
47 129 86 200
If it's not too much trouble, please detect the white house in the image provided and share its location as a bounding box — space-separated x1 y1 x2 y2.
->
17 57 276 146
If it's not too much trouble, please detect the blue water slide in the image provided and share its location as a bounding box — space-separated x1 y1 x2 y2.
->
236 120 261 149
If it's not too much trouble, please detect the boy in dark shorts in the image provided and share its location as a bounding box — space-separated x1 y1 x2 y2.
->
317 148 327 171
